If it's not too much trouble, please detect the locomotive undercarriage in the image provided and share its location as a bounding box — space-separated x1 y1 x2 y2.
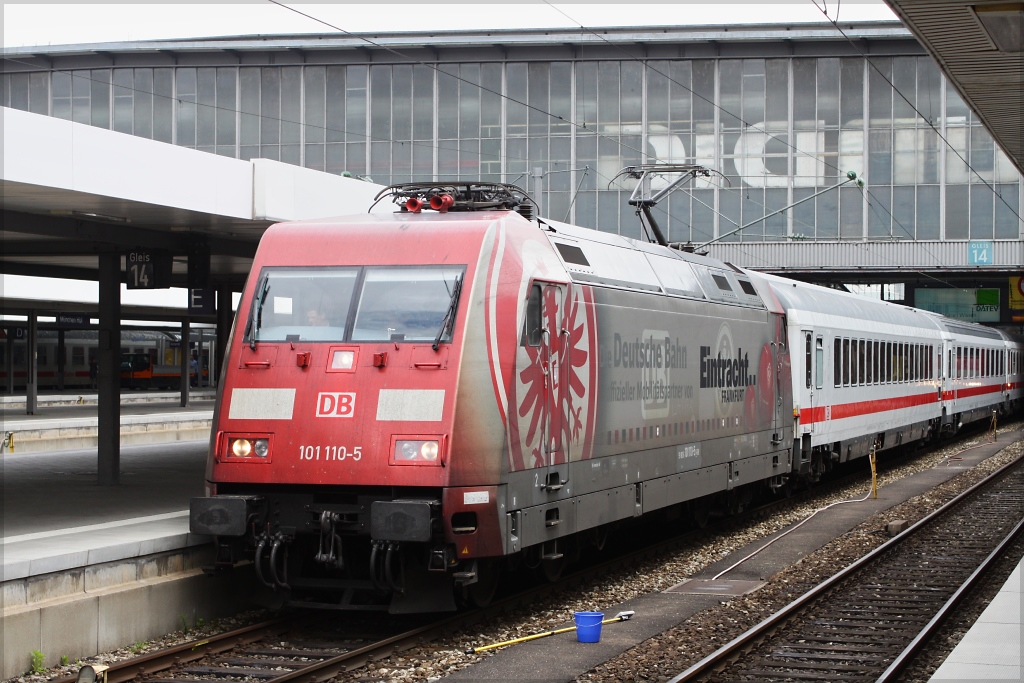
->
195 485 479 612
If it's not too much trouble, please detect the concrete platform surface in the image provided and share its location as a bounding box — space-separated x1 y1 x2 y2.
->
929 560 1022 681
0 434 224 679
1 391 215 452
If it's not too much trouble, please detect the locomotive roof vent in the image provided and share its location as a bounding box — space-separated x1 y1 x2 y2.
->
373 182 538 219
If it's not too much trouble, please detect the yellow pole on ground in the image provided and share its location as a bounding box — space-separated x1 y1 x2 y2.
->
465 611 635 654
870 446 877 499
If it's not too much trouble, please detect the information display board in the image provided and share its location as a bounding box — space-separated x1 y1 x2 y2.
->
916 288 1000 323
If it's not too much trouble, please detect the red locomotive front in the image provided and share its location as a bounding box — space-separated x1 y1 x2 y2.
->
192 196 531 612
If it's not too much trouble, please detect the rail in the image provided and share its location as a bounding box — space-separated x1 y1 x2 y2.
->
668 452 1024 682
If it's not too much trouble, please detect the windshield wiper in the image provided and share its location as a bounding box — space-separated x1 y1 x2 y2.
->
248 276 270 351
432 273 463 351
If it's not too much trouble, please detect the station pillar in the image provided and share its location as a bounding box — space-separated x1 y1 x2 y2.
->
98 252 121 486
180 320 191 407
5 331 13 395
26 311 37 415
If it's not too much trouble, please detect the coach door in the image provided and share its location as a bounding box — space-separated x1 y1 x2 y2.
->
801 331 815 433
771 316 786 444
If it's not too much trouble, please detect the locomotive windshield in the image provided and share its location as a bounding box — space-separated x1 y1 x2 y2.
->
352 267 464 342
245 265 464 344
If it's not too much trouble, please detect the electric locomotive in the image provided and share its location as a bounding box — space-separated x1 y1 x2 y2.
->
191 181 1021 612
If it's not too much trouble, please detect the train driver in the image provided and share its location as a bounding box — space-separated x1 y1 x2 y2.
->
306 308 329 326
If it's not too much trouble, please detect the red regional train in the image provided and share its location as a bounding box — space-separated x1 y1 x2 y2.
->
191 182 1023 612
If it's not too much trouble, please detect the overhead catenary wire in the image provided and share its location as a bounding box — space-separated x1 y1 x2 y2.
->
548 0 1022 257
0 54 530 174
265 0 658 166
6 8 1012 255
541 0 852 178
811 1 1023 224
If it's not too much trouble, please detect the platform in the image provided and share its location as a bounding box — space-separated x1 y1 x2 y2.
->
0 392 253 680
929 558 1022 680
1 389 215 452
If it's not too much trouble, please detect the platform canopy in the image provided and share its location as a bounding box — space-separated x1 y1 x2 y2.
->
1 107 387 289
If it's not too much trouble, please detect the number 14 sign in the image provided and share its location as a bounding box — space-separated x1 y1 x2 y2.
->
968 241 993 266
125 251 172 289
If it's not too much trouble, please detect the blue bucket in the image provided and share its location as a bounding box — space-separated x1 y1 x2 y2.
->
574 611 604 643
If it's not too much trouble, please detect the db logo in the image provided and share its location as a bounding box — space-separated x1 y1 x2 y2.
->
316 392 356 418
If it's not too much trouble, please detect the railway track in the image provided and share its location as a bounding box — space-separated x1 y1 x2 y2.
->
670 452 1024 683
52 613 448 683
53 427 1007 683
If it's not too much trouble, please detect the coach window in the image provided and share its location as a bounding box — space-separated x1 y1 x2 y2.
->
878 341 884 382
815 337 824 389
834 338 841 387
856 339 864 385
866 339 873 384
842 338 850 386
521 284 542 347
880 342 888 385
805 333 812 389
872 341 879 383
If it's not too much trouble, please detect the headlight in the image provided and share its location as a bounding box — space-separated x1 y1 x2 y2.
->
224 434 272 462
393 439 442 465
